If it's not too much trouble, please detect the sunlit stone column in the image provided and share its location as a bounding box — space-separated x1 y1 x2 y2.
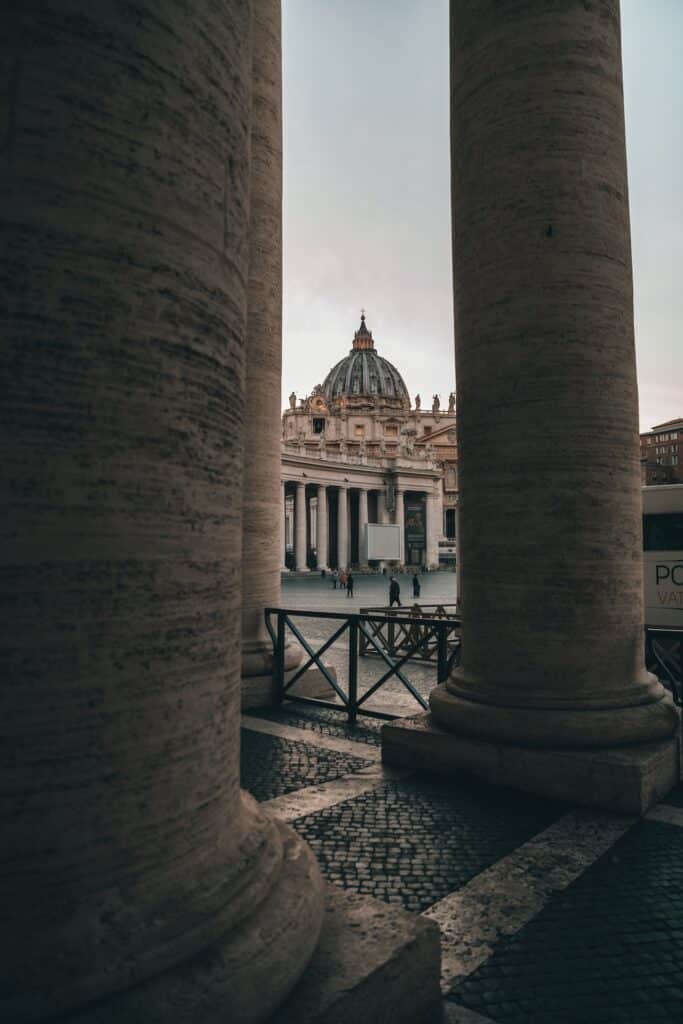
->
358 488 369 567
281 481 289 571
425 492 440 569
395 489 405 565
295 481 309 572
337 486 349 570
317 485 329 570
1 3 324 1021
431 0 677 750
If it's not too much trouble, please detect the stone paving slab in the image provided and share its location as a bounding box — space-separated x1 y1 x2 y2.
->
446 819 683 1023
291 774 563 914
240 728 373 803
251 703 384 747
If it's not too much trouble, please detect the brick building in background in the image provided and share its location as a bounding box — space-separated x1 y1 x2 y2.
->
640 418 683 484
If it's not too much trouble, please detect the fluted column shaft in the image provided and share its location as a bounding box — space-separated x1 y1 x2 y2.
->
358 488 369 567
337 487 349 570
2 4 323 1020
317 485 329 570
431 0 676 747
295 482 308 571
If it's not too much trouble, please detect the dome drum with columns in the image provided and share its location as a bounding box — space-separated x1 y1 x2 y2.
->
281 314 458 571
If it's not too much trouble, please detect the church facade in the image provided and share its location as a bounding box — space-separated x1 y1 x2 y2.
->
281 314 458 570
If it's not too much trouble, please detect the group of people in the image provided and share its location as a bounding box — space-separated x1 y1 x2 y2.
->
322 568 422 606
328 568 354 597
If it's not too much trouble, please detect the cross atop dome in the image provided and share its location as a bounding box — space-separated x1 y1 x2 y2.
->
353 310 374 350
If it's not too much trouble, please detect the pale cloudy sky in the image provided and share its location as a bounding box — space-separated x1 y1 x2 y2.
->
282 0 682 432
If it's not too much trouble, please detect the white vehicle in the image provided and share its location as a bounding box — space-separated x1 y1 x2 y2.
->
642 484 683 629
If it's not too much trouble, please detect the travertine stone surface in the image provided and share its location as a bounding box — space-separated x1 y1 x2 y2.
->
296 481 309 570
358 489 369 566
242 0 288 680
316 484 330 570
272 886 442 1024
383 714 680 814
439 0 676 743
337 486 349 570
2 3 322 1020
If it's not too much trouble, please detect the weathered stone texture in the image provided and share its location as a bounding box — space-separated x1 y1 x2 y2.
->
442 0 674 738
1 4 324 1021
242 0 285 678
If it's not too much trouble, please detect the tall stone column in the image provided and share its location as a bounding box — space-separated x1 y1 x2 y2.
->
395 489 405 565
425 493 440 569
281 481 289 570
295 481 309 571
1 3 324 1022
317 485 329 570
358 488 369 567
337 487 349 570
430 0 677 753
241 0 297 695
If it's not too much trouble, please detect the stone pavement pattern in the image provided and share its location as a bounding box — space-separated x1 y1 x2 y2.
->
241 574 683 1021
241 702 683 1022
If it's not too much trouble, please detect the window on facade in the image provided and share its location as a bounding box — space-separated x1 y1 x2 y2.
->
423 426 432 436
354 424 365 437
643 513 683 551
313 417 325 434
384 424 398 437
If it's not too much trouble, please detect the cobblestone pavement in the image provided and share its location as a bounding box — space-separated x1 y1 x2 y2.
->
291 775 562 913
240 728 373 802
245 578 683 1022
251 703 383 746
446 820 683 1023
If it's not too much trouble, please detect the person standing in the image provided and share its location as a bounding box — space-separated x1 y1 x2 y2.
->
332 569 338 589
346 572 354 598
412 573 421 599
389 575 401 608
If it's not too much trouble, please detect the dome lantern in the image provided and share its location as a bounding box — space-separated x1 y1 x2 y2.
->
322 313 410 407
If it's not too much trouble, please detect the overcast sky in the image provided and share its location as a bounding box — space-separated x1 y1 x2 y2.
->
282 0 682 432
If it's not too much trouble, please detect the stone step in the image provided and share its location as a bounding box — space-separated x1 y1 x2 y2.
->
271 884 442 1024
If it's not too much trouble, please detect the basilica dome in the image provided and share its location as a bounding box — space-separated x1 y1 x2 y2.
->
322 314 410 405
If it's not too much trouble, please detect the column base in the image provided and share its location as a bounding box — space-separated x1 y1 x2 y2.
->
381 711 680 815
430 682 679 748
60 814 325 1024
271 885 441 1024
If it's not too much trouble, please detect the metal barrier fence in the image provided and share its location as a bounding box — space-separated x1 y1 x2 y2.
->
264 612 682 724
358 603 459 665
264 606 462 724
645 627 683 706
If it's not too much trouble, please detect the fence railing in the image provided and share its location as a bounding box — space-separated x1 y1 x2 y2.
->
263 612 681 724
358 603 459 666
264 606 462 723
645 627 683 706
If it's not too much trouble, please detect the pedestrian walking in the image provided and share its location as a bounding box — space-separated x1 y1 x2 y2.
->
340 570 347 590
346 572 354 597
332 569 338 589
389 575 401 608
412 573 421 599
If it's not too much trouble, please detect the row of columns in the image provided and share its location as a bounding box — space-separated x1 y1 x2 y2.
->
4 2 679 1021
283 482 441 571
3 3 324 1022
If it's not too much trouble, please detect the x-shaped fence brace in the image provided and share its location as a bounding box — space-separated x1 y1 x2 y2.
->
264 607 462 722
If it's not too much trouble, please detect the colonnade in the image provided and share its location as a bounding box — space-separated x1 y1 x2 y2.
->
281 481 441 570
4 2 680 1021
